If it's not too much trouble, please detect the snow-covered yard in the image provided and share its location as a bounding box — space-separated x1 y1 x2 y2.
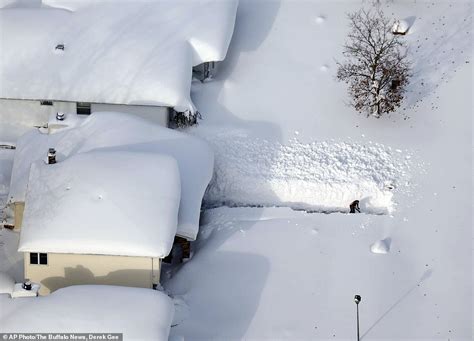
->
164 0 472 340
166 207 461 340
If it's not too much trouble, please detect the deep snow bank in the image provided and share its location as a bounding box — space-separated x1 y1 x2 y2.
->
194 127 412 214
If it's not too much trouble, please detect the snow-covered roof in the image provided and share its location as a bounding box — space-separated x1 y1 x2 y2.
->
10 112 214 240
0 285 174 340
18 149 181 257
0 0 238 111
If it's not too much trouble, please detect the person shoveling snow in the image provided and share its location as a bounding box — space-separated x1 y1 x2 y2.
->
349 200 360 213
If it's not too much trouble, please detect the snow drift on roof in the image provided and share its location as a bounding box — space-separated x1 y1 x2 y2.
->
10 112 214 240
18 150 181 257
0 0 238 111
0 285 174 340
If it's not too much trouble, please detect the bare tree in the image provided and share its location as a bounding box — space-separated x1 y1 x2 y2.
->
337 9 410 117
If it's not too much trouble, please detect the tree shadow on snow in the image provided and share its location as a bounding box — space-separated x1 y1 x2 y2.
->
403 7 472 110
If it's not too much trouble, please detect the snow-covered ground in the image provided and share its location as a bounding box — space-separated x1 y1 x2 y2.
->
164 0 472 340
166 207 457 340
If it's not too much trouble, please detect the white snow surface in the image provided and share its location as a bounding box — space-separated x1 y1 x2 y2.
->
197 127 412 214
0 285 174 340
19 150 181 257
0 0 238 111
9 112 214 240
165 0 472 339
370 238 391 254
166 204 470 340
0 0 472 339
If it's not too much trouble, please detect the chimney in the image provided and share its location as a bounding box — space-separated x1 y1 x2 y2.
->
48 148 57 164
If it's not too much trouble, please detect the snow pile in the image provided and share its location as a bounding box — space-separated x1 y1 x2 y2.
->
0 285 174 340
370 238 391 254
19 150 181 257
197 129 411 214
0 0 238 111
9 112 214 240
392 19 410 35
0 272 14 295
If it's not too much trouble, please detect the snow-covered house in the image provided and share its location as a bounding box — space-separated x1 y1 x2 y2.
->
8 112 214 239
0 0 238 128
7 112 214 293
18 149 181 295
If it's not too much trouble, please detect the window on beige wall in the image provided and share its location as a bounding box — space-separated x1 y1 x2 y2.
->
30 253 48 265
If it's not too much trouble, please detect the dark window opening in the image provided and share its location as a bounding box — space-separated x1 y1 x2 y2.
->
30 253 38 264
40 100 53 106
39 253 48 265
77 102 91 115
30 252 48 265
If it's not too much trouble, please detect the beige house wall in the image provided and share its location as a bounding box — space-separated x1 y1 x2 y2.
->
24 252 161 296
13 202 25 231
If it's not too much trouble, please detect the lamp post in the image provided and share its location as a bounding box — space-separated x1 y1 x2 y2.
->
354 295 361 341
